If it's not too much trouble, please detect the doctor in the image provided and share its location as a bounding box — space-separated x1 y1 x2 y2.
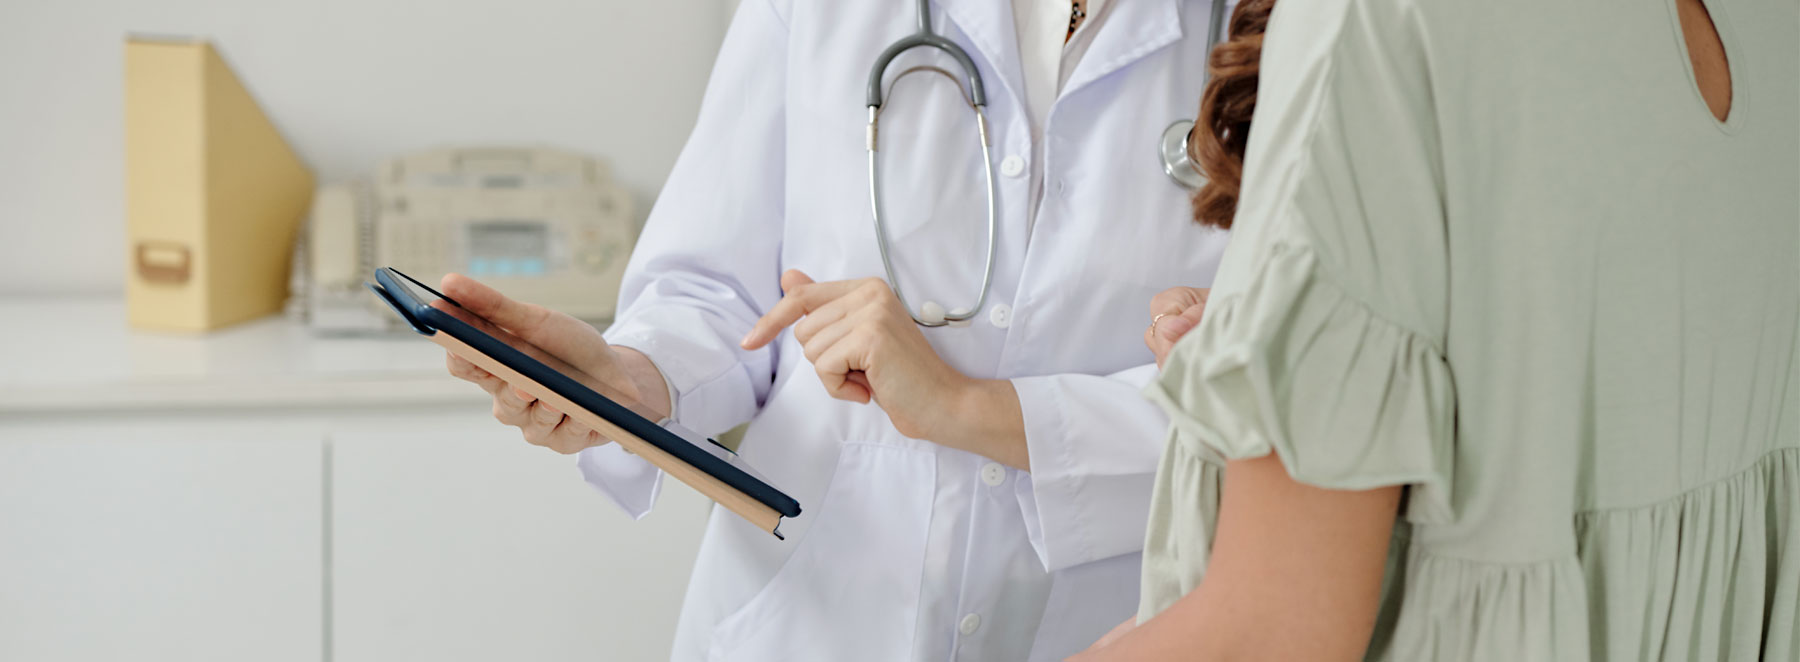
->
444 0 1228 660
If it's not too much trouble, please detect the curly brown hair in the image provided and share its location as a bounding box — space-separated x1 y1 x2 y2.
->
1191 0 1276 230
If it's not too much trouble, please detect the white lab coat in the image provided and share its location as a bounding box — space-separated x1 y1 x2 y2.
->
582 0 1229 660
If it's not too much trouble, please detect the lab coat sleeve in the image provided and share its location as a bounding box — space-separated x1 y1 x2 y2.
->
575 0 791 517
1012 362 1169 572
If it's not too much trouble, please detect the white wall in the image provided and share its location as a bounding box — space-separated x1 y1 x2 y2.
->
0 0 736 295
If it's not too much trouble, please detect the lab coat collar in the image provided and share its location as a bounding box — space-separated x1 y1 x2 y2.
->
1059 0 1186 99
935 0 1028 112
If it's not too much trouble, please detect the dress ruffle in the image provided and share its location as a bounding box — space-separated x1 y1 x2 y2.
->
1140 241 1799 661
1144 241 1457 525
1147 425 1797 661
1372 448 1798 661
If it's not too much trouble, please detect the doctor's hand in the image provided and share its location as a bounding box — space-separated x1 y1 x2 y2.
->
1145 286 1209 369
741 270 1031 470
439 274 672 455
741 270 973 440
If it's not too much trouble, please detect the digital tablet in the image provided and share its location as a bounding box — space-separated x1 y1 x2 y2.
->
367 266 800 538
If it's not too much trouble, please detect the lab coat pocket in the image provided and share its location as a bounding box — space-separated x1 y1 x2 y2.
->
707 442 935 662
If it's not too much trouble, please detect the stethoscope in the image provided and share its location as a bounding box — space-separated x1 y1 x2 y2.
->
865 0 1227 327
1159 0 1230 192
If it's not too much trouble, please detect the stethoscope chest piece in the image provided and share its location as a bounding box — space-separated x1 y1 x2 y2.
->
1159 119 1207 192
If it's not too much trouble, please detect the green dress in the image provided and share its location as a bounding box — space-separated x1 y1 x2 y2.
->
1135 0 1798 659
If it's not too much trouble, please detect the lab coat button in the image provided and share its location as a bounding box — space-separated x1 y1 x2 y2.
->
981 462 1005 487
988 304 1012 328
1000 155 1025 178
959 613 982 635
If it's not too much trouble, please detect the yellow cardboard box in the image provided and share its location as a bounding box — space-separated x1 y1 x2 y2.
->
124 37 314 332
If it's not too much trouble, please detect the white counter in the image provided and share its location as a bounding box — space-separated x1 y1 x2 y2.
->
0 297 486 413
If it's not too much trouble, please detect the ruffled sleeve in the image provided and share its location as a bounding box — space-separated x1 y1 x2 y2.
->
1145 237 1456 524
1147 0 1456 522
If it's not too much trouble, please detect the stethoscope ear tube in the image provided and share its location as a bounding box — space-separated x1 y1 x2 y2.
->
864 0 998 328
866 99 998 328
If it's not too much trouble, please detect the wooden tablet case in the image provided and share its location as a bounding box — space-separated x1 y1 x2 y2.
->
430 332 786 538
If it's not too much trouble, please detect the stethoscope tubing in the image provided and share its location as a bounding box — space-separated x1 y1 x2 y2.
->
865 0 987 109
865 0 998 327
864 0 1228 326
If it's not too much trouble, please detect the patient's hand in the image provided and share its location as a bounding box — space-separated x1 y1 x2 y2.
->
1145 287 1209 369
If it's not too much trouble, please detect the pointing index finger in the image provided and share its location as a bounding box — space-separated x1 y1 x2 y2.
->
741 278 862 350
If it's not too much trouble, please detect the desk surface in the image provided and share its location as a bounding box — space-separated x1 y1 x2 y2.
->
0 297 488 414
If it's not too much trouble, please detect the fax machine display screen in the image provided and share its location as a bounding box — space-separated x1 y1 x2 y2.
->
467 221 549 276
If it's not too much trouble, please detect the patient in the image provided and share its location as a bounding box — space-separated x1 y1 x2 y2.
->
1077 0 1797 659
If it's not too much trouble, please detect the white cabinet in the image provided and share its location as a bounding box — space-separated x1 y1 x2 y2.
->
330 420 709 662
0 420 322 661
0 300 710 661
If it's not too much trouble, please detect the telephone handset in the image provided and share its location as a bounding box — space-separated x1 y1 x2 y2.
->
295 147 638 332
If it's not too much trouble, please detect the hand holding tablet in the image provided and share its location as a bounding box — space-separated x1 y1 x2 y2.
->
368 267 801 538
435 273 659 456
